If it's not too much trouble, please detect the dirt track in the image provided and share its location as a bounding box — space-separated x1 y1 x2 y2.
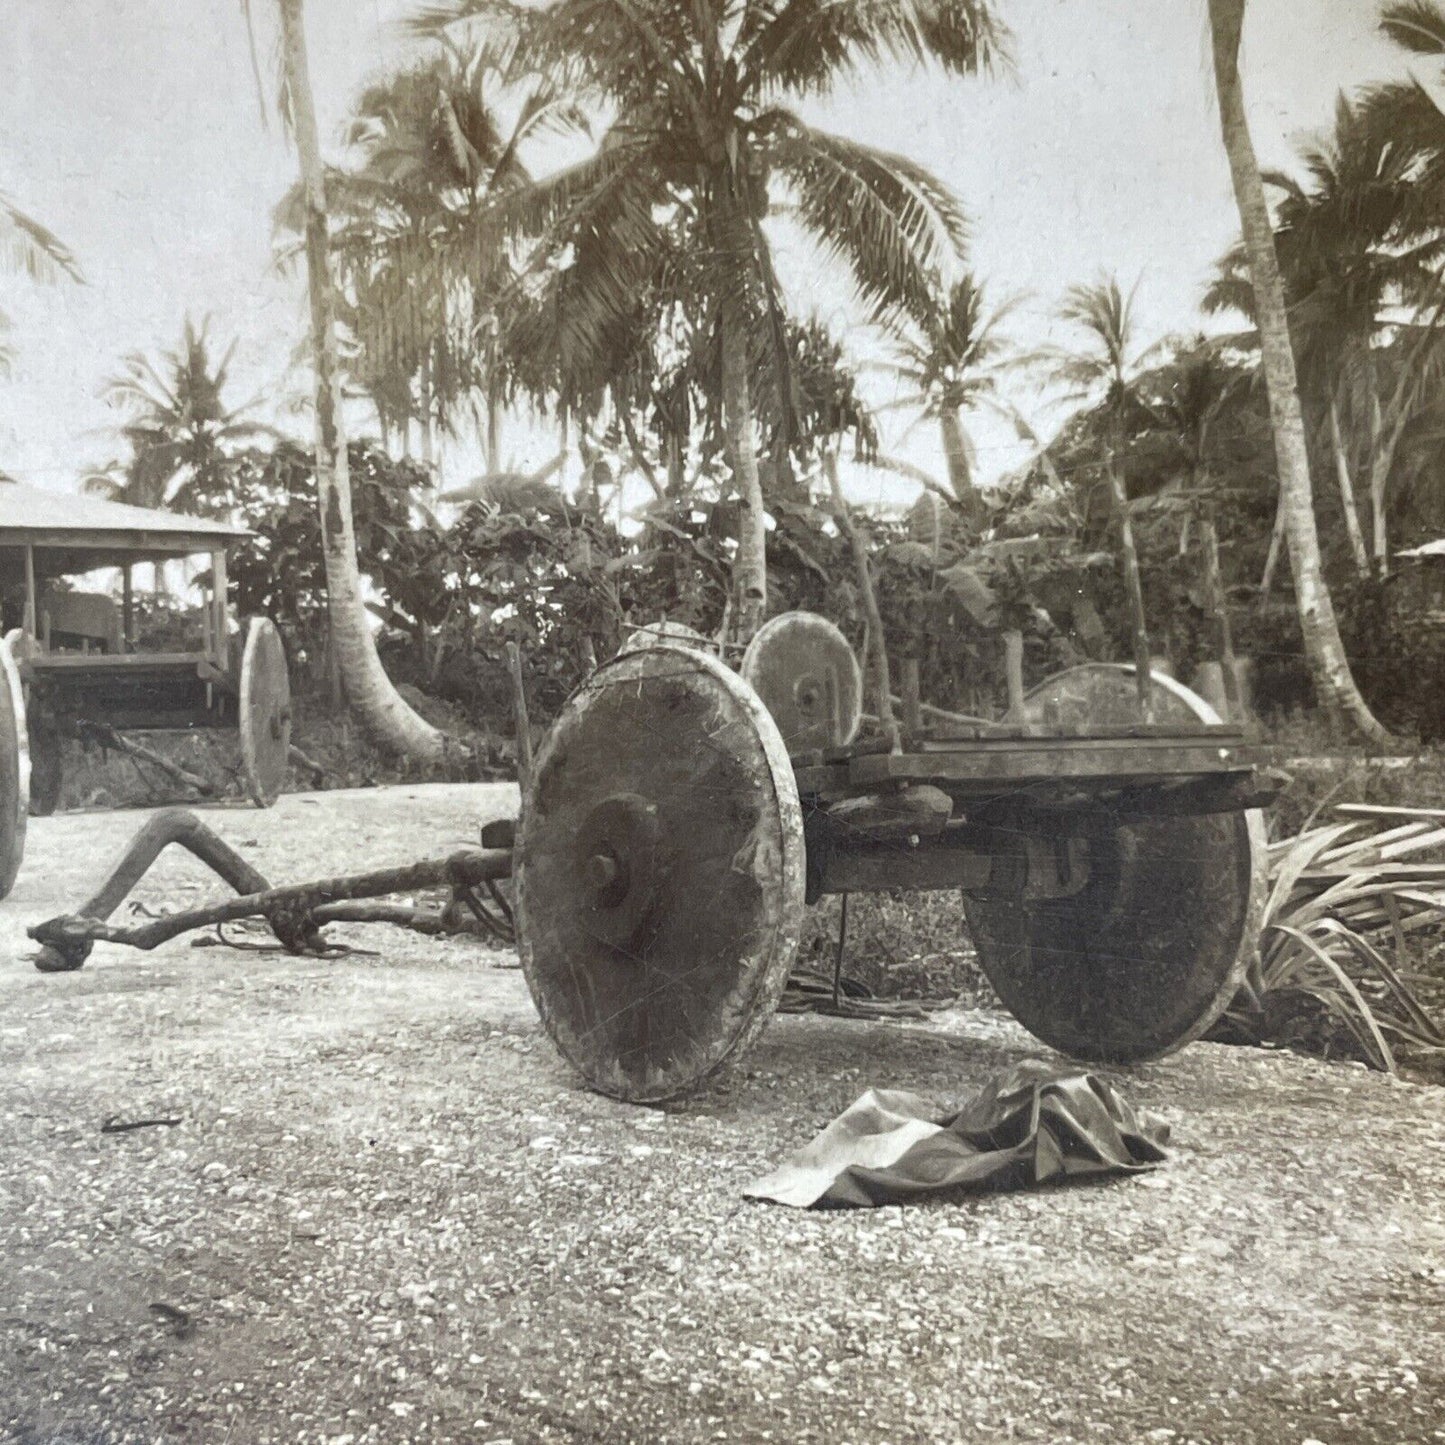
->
2 785 1443 1445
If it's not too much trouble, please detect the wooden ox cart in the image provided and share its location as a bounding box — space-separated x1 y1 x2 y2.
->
22 612 1272 1101
0 483 290 897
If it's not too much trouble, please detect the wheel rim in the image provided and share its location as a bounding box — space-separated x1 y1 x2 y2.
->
619 620 709 654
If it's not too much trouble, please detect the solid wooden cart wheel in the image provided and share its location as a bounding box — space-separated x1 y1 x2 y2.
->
0 636 30 900
962 664 1266 1064
740 611 862 756
238 617 292 808
516 642 806 1102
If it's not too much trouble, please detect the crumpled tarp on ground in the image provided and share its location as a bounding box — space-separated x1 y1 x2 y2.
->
745 1064 1171 1209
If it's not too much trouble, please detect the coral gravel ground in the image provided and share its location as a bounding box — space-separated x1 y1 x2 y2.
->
0 786 1442 1445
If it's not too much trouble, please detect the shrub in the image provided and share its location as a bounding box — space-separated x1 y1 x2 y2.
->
1208 806 1445 1076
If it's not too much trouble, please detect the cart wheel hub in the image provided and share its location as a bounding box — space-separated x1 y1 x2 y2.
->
583 851 620 895
575 793 660 943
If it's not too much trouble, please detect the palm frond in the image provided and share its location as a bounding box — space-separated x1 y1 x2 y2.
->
416 0 700 118
768 118 967 320
1034 343 1113 398
877 271 1021 399
81 472 125 500
488 149 675 408
739 0 1011 96
1381 0 1445 56
405 0 519 38
0 194 82 284
1058 274 1139 372
1043 272 1155 413
1202 238 1257 320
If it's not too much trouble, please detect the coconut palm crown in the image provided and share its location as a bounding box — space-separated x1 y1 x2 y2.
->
411 0 1010 635
91 317 274 517
1204 87 1445 575
276 40 577 462
877 270 1020 515
1203 94 1444 388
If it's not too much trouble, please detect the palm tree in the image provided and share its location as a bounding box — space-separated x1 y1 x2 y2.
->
1204 95 1445 579
1048 274 1154 416
1360 0 1445 272
265 0 452 760
1206 0 1386 740
1044 274 1160 702
1360 6 1445 271
1136 338 1263 715
294 40 570 470
90 318 273 517
413 0 1008 639
876 271 1020 524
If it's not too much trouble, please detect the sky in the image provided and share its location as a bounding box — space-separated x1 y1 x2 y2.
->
0 0 1414 512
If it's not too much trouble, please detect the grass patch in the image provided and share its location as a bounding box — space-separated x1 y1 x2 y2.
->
797 889 993 1008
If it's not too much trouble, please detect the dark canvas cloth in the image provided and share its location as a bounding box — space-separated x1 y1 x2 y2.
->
744 1064 1170 1209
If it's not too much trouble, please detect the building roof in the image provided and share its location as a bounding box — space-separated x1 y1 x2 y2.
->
0 481 247 572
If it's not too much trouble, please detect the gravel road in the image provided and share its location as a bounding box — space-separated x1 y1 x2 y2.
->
1 785 1442 1445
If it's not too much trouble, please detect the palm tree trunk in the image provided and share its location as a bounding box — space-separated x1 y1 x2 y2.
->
938 408 986 527
665 434 685 497
898 656 922 736
277 0 452 762
1367 320 1439 579
1328 393 1371 579
1366 368 1424 580
1106 450 1154 720
1258 498 1284 608
1208 0 1386 740
1200 512 1242 720
1002 629 1026 719
486 384 502 474
1367 382 1388 577
719 303 768 641
825 453 896 746
418 362 436 470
